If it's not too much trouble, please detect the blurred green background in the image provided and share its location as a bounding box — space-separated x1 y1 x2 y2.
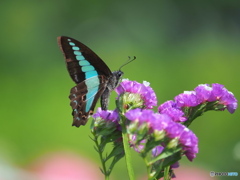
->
0 0 239 179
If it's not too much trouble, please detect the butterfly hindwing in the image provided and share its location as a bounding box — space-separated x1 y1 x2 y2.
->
69 75 108 127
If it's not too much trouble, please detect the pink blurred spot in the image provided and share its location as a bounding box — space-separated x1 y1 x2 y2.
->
29 151 104 180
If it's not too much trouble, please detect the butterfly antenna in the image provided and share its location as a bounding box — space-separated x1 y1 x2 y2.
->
119 56 136 71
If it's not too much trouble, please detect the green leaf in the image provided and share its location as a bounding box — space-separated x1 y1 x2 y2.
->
148 147 182 165
105 143 124 161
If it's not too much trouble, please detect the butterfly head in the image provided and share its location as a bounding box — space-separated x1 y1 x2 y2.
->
107 70 124 91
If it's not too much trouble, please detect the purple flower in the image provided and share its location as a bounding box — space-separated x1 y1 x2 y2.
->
161 108 187 122
152 145 164 157
151 113 174 131
208 83 226 101
194 84 212 102
92 108 123 138
165 122 198 161
129 134 146 153
174 91 199 108
92 108 121 132
158 100 177 111
126 109 173 132
116 80 157 109
158 101 187 122
125 108 154 124
171 162 179 169
93 108 119 123
178 127 198 161
218 89 238 114
164 121 184 139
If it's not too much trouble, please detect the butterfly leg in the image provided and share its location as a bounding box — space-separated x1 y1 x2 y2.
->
100 88 110 110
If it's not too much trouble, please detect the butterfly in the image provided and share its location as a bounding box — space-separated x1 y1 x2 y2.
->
57 36 135 127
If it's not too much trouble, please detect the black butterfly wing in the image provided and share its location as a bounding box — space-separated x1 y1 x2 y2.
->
57 36 113 127
57 36 112 84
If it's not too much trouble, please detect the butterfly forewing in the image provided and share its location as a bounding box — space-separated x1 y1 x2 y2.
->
57 36 112 84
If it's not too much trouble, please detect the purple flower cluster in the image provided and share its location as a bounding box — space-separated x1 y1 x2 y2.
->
174 91 199 107
158 100 187 122
93 108 119 123
92 81 237 164
158 84 237 126
92 108 120 131
174 83 237 113
125 108 198 161
115 79 157 109
91 80 237 179
195 84 238 113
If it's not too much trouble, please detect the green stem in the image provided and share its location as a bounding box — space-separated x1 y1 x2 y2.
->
143 156 151 180
116 96 135 180
92 132 109 180
183 104 205 127
163 166 170 180
121 117 135 180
